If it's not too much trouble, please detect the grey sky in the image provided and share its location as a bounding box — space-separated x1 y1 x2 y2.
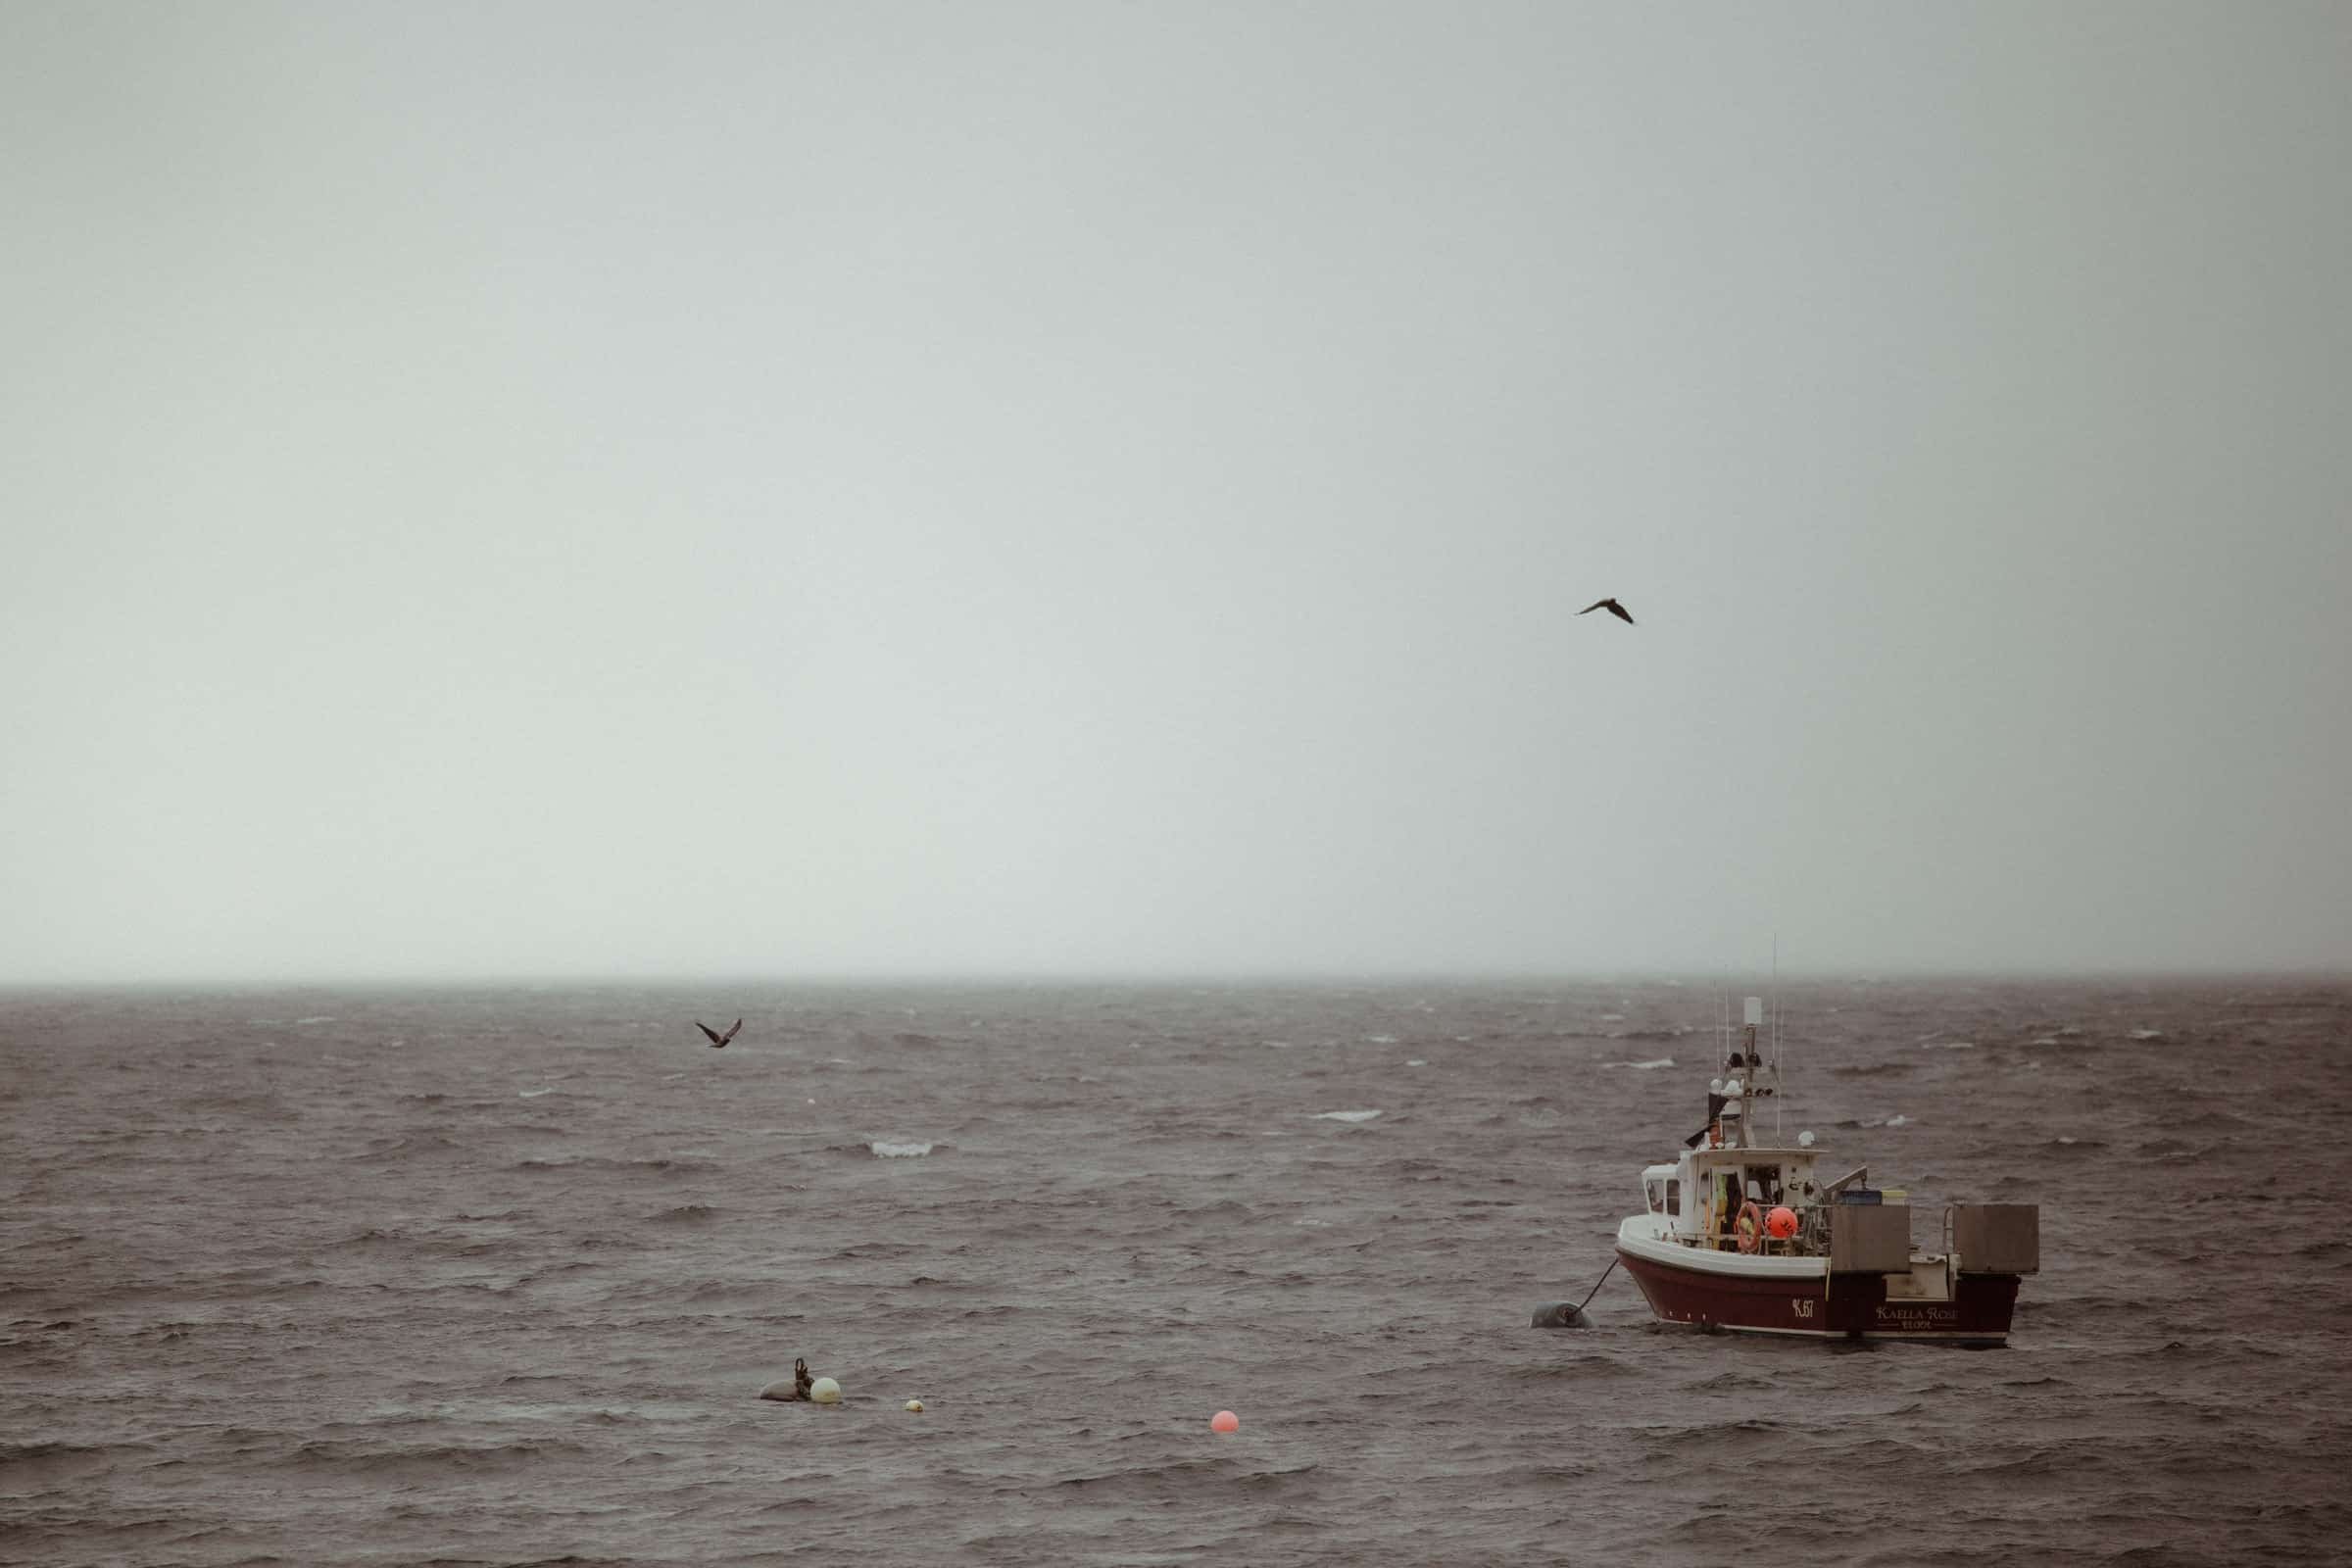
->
4 2 2346 984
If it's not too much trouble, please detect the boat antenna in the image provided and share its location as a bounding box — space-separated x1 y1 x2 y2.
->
1770 931 1779 1035
1771 933 1783 1140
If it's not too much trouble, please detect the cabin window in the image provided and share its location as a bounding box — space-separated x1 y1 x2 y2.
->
1645 1180 1663 1213
1664 1179 1681 1216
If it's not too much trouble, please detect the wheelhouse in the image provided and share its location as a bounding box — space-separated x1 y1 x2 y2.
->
1646 1147 1828 1246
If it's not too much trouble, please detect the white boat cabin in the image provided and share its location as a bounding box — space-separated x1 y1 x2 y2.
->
1641 1146 1832 1249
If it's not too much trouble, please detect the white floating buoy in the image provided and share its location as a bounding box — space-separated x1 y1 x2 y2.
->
905 1398 924 1412
810 1376 841 1404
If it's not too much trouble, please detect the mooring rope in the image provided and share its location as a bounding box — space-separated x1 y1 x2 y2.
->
1574 1254 1620 1314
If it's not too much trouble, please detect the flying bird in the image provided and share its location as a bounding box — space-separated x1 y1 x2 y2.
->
1579 597 1635 624
696 1018 744 1049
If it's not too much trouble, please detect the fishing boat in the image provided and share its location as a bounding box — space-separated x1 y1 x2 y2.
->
1613 998 2037 1345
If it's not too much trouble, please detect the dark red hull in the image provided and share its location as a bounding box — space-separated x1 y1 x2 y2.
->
1617 1246 2021 1344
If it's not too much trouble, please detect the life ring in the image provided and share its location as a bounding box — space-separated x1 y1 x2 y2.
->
1735 1200 1765 1254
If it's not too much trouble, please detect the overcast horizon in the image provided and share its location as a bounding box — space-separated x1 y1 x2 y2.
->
6 2 2347 987
5 963 2347 997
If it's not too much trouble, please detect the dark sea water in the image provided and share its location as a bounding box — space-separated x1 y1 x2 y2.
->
4 978 2349 1566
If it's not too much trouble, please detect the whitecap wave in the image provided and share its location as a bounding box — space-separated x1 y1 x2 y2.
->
517 1088 557 1099
869 1141 934 1158
1313 1109 1381 1123
1365 1034 1398 1045
2131 1029 2165 1041
1405 1058 1428 1067
1921 1042 1978 1051
1600 1057 1675 1070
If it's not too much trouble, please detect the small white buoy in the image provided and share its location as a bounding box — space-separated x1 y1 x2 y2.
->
809 1376 841 1404
905 1398 924 1412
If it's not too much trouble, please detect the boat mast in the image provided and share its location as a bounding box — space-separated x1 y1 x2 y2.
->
1726 995 1783 1150
1737 997 1760 1149
1769 935 1781 1144
1776 989 1787 1142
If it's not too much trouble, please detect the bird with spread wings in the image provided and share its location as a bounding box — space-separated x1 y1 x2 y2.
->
695 1018 744 1049
1578 597 1635 624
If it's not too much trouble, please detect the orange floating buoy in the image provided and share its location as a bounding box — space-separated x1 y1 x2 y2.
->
1767 1205 1798 1240
1210 1410 1239 1434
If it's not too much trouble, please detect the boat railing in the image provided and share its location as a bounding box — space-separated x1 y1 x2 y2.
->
1684 1200 1839 1257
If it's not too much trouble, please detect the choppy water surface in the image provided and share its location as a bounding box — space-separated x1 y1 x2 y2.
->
5 979 2348 1565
